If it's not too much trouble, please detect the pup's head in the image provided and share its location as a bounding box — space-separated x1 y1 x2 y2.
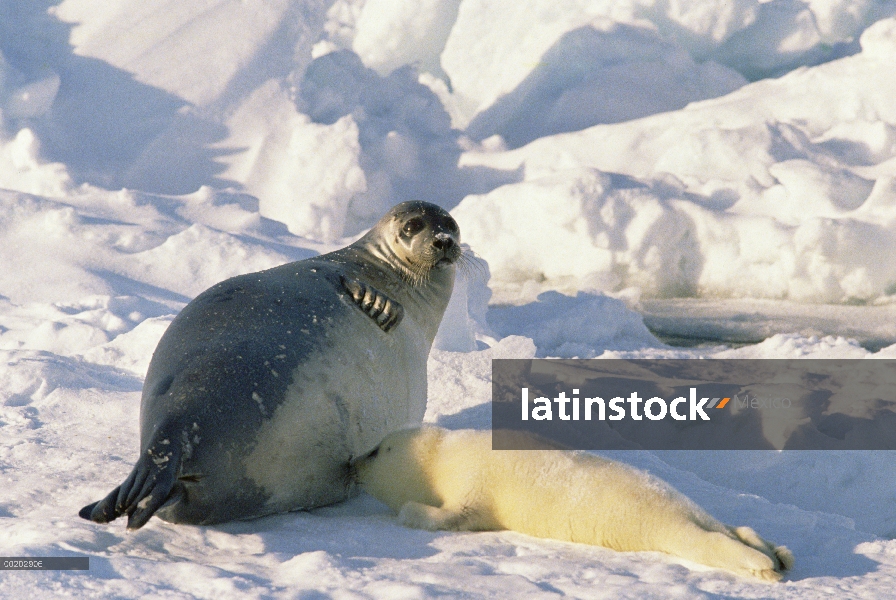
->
352 426 444 512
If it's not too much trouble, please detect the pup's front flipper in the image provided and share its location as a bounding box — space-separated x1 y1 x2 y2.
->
398 502 470 531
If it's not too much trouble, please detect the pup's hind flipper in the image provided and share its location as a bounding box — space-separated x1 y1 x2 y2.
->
666 524 792 582
732 526 794 573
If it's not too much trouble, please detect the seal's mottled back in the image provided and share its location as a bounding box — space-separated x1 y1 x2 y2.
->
80 201 461 528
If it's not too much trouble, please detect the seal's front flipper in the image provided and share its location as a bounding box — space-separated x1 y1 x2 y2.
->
79 443 182 530
398 501 471 531
341 276 404 332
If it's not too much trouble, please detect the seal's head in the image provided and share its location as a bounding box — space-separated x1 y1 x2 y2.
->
353 426 444 513
363 201 462 284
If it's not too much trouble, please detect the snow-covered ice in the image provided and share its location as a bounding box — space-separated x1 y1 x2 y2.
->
2 0 896 597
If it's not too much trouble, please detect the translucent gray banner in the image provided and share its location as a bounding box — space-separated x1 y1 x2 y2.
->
491 359 896 450
0 557 90 570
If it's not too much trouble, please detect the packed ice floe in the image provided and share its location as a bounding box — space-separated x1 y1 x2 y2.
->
2 1 896 597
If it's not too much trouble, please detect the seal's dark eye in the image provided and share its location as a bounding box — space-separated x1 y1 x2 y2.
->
444 218 459 234
402 217 425 237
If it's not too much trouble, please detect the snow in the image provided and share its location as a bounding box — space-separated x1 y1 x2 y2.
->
1 1 896 597
456 21 896 304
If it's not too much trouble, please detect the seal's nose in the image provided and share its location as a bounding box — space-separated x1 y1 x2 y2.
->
433 233 455 252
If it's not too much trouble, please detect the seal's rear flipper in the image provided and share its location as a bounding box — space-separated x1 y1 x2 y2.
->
79 485 121 523
79 444 182 530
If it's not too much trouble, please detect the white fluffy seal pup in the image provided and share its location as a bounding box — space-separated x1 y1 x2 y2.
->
80 201 462 529
354 427 794 581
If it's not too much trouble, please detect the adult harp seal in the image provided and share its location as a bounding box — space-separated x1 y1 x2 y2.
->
80 201 461 529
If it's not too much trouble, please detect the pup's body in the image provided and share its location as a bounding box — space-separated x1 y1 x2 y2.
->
355 427 793 581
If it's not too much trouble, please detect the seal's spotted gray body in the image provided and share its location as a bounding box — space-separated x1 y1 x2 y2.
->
80 201 461 529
